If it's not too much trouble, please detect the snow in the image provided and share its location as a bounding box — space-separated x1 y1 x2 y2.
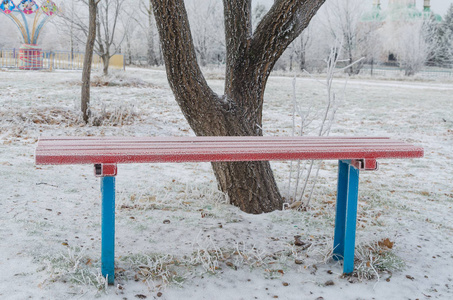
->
0 67 452 299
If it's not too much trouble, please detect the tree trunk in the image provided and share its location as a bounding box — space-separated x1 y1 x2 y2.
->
289 51 294 71
96 5 110 76
81 0 98 123
126 32 132 65
151 0 325 213
347 43 354 75
147 35 155 66
299 34 307 71
299 49 306 71
102 53 110 75
147 0 157 66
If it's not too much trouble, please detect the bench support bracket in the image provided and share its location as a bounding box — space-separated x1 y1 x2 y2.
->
101 176 115 285
333 160 360 274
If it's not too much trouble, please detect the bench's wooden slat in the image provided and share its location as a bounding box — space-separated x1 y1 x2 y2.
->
37 137 391 145
35 143 418 154
38 136 391 141
36 151 423 165
36 141 413 150
35 136 424 165
36 137 411 151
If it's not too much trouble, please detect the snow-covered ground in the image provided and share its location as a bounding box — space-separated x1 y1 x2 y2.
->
0 68 452 300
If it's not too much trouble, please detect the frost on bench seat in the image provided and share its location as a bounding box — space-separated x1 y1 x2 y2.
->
34 135 423 282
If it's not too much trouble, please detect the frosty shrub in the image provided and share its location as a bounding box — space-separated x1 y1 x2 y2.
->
286 42 352 209
0 107 81 141
190 232 223 274
119 253 185 289
91 71 155 88
89 103 137 126
42 247 108 292
353 238 405 281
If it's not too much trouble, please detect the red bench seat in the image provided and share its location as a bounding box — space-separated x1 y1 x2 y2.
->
36 136 423 165
35 136 423 284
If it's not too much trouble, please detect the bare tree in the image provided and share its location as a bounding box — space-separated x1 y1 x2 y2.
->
122 0 159 66
68 0 77 58
56 1 91 54
292 26 312 71
187 0 225 66
151 0 326 214
359 21 382 75
95 0 127 75
81 0 101 123
123 19 135 65
383 16 439 76
399 21 437 75
136 0 159 66
58 0 127 75
322 0 368 74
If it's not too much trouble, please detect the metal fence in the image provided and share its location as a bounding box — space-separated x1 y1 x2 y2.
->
0 49 124 71
0 48 17 68
359 65 453 78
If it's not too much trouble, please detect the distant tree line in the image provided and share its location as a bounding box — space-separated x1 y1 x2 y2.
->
1 0 453 76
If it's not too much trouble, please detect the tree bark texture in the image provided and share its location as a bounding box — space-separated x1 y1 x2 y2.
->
81 0 99 123
151 0 325 213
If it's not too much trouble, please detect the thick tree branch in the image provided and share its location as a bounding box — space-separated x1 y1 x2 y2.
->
251 0 326 77
223 0 252 93
81 0 99 123
150 0 326 213
151 0 225 135
221 0 325 123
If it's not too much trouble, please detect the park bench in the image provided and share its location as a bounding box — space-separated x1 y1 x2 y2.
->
35 136 423 284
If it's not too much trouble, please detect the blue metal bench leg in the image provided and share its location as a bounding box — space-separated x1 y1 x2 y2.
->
333 160 360 274
101 176 115 285
333 160 348 261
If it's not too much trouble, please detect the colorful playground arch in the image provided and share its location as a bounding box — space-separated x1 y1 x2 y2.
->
0 0 60 70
